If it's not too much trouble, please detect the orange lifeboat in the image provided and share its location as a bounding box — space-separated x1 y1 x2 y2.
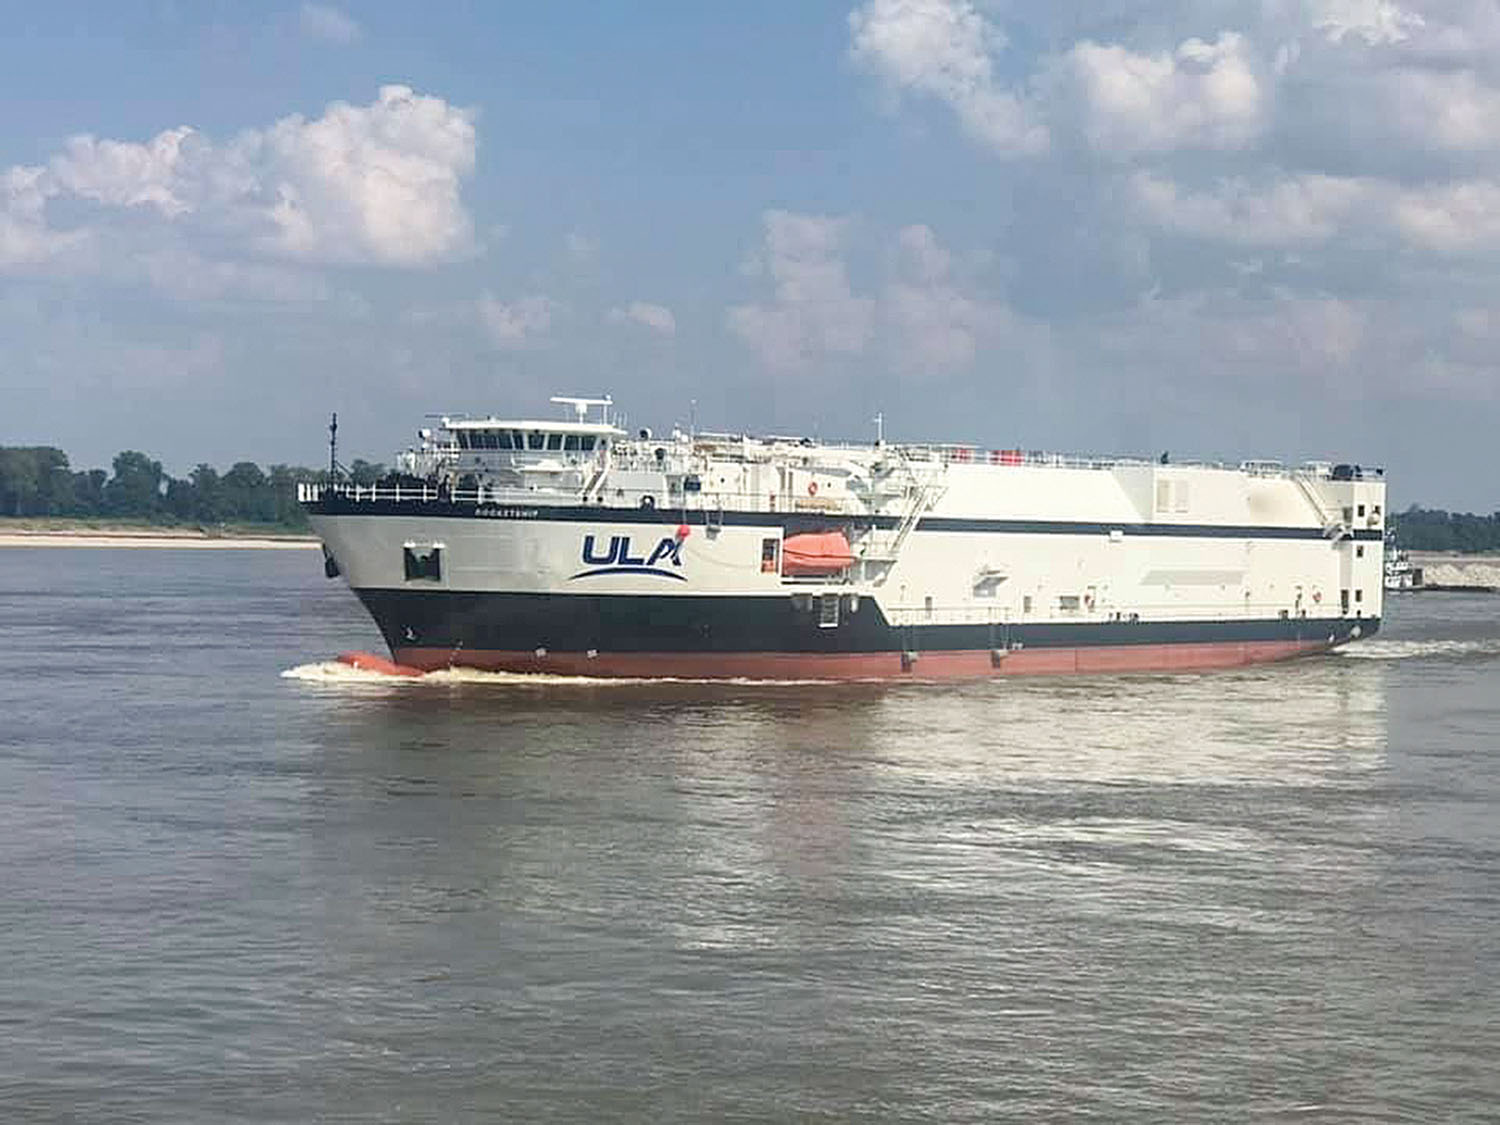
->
781 532 854 577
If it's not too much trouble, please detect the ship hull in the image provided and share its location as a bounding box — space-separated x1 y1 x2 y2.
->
353 588 1376 679
307 445 1389 681
386 640 1341 679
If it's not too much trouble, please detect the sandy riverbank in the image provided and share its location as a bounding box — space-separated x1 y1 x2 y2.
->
0 529 319 550
1407 552 1500 591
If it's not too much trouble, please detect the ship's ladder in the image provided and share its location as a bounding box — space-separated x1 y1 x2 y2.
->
1291 471 1351 541
856 462 947 576
580 464 608 502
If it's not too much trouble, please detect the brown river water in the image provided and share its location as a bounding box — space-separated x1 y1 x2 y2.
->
2 547 1497 1121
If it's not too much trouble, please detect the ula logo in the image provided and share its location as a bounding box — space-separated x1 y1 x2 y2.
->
571 533 687 582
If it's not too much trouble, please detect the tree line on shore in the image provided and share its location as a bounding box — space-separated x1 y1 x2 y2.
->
1389 507 1500 553
3 444 1499 549
0 446 384 529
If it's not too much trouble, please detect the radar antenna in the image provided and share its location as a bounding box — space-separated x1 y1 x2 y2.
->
550 395 613 425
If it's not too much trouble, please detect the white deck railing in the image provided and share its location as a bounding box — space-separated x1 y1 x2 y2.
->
297 481 868 515
298 453 1380 512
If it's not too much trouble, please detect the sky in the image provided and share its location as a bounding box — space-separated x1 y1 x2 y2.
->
3 1 1499 509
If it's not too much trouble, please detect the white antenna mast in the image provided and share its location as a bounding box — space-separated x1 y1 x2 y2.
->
874 412 885 446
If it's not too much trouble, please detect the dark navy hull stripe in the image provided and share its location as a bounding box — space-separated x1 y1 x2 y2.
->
308 499 1383 542
352 588 1378 656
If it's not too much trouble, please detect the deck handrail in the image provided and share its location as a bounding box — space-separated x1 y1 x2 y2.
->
297 481 870 514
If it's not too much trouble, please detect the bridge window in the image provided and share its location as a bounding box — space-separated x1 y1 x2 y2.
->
580 436 597 452
456 431 471 450
528 432 545 450
546 433 563 451
564 434 579 452
497 430 514 450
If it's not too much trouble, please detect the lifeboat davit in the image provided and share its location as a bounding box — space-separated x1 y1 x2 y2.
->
781 532 854 577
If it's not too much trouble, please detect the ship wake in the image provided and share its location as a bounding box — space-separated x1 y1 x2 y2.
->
1337 638 1500 661
279 659 836 688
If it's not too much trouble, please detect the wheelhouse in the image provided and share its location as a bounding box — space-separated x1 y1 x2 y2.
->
441 396 625 492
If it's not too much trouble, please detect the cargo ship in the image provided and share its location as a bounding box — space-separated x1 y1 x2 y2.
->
300 396 1385 678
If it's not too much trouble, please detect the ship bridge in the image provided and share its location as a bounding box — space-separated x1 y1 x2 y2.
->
443 396 625 494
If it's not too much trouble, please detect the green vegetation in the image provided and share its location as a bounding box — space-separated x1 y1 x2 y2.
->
0 446 385 531
1392 506 1500 553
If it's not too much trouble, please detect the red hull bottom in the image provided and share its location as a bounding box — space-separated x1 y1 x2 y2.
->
338 650 424 677
380 638 1337 680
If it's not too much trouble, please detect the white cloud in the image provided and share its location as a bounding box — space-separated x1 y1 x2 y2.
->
607 301 676 336
27 330 231 392
883 224 996 373
1129 168 1500 258
1310 0 1425 46
893 220 952 282
49 127 196 215
1 165 85 268
300 3 361 45
1392 179 1500 252
729 216 1039 378
728 210 876 371
1384 68 1500 151
1129 170 1368 244
478 293 556 348
1099 291 1370 386
1065 32 1266 154
564 230 598 264
849 0 1048 155
1454 304 1500 338
249 85 477 265
1271 294 1367 367
0 85 477 274
137 249 333 302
